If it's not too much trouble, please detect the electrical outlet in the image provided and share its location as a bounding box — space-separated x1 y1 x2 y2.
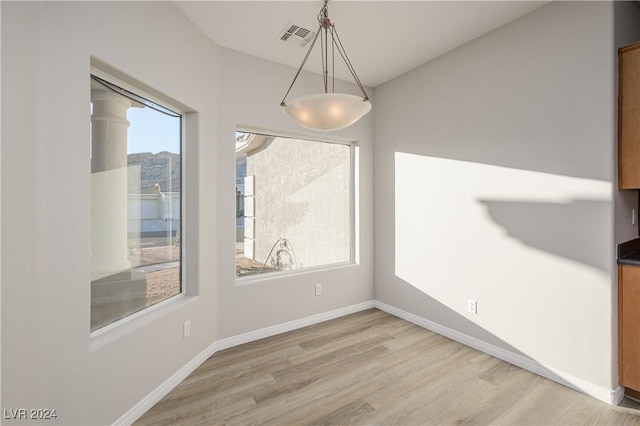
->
467 299 477 315
183 320 191 338
315 283 322 296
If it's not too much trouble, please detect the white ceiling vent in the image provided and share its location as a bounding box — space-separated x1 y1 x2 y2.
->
277 22 316 48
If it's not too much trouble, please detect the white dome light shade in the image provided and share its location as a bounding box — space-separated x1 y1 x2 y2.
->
282 93 371 132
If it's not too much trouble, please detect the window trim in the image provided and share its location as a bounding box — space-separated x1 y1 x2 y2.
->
235 127 358 282
89 67 187 337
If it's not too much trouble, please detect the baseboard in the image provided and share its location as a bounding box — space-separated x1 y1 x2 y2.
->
374 301 622 406
113 300 375 425
113 338 221 425
611 385 626 405
215 300 376 351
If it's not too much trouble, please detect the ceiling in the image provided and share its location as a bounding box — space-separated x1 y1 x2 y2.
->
175 1 549 88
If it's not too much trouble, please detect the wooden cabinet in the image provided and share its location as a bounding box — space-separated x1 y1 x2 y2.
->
619 41 640 189
619 264 640 391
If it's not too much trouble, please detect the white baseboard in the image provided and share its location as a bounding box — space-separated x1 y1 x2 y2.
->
374 301 622 406
215 300 375 351
113 300 375 425
113 338 221 425
611 385 625 405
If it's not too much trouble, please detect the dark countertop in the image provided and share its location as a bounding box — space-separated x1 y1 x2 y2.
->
618 238 640 266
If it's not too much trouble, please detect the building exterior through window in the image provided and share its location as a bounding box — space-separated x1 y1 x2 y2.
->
90 74 182 331
236 132 353 277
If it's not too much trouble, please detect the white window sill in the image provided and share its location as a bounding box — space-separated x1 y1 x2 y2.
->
235 261 358 286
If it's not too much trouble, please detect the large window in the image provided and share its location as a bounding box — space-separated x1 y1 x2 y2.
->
90 74 182 332
236 132 353 277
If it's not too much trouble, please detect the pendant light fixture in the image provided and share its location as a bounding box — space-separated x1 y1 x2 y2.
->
280 0 371 132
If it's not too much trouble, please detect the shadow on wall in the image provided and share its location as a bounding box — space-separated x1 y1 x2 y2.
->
393 152 611 279
390 151 612 391
478 199 611 273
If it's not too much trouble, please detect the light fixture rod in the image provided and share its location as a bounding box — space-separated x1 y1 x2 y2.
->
331 24 335 93
322 23 329 92
331 26 369 101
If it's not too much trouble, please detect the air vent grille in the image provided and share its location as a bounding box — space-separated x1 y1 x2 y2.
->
277 22 316 48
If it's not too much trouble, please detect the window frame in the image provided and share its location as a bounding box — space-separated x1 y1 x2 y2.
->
235 128 358 283
89 67 187 338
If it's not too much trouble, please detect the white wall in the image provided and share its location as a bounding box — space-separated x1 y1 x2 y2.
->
1 1 374 424
373 1 621 397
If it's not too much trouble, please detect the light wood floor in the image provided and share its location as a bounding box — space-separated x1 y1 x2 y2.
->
135 309 640 425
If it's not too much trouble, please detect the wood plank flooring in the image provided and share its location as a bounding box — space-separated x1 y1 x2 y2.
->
135 309 640 425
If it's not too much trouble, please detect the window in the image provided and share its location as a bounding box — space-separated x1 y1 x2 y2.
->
236 131 353 277
90 74 182 332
